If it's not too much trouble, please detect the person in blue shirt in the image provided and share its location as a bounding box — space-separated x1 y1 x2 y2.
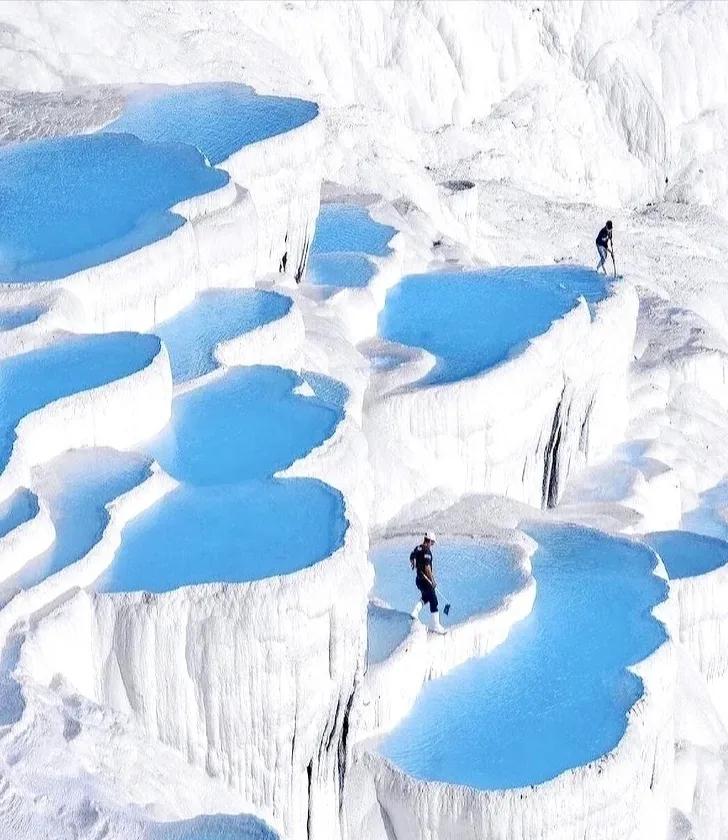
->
595 220 613 274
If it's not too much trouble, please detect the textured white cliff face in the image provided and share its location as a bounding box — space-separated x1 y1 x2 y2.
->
3 2 728 214
364 282 639 528
19 511 369 840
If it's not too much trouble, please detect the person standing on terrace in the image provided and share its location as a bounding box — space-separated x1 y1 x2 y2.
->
410 532 446 634
596 220 613 274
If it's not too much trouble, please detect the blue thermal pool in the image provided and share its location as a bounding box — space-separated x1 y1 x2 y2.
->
307 253 376 288
147 366 341 485
147 813 278 840
644 530 728 579
311 204 395 257
0 488 37 540
375 525 667 789
104 83 318 165
0 332 160 473
681 481 728 541
155 289 291 383
99 365 347 593
307 203 396 288
0 449 150 607
97 478 345 592
378 266 607 384
371 537 525 625
0 305 42 331
368 604 412 666
0 134 226 283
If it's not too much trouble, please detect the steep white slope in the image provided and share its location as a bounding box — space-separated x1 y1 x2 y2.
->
3 2 728 214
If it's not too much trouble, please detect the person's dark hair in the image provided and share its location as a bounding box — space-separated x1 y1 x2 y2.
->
606 220 613 229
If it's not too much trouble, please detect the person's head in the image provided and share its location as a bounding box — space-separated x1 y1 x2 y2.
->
606 220 613 230
423 531 436 547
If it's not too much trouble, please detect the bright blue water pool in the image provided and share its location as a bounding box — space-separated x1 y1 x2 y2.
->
155 289 291 383
0 449 150 606
97 478 345 592
104 83 318 165
644 530 728 579
147 813 278 840
371 537 525 625
0 332 160 473
379 266 607 384
368 604 412 666
307 253 376 288
0 305 42 331
148 366 341 485
0 134 226 284
307 203 395 288
101 365 347 593
311 204 395 257
376 525 667 789
0 488 37 539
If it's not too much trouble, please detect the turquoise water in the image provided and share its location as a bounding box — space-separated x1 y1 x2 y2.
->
102 366 347 593
0 306 42 330
379 266 607 384
146 813 278 840
376 525 667 789
368 604 412 666
311 204 395 257
98 478 346 592
156 289 291 383
0 489 37 539
308 253 376 288
307 203 396 288
0 332 160 473
371 537 524 624
0 449 150 606
104 83 318 165
0 134 226 283
644 530 728 579
147 366 341 485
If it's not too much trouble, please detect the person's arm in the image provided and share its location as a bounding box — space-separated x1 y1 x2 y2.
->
410 547 417 570
422 562 436 588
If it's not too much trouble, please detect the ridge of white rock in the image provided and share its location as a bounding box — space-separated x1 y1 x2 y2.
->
365 281 639 527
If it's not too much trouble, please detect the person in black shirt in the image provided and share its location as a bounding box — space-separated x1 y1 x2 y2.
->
409 531 446 634
595 220 613 274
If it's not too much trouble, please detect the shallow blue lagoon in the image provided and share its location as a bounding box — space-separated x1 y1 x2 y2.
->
307 252 376 288
0 449 150 606
379 266 607 384
681 482 728 541
101 364 347 592
147 366 342 485
368 604 412 666
311 204 396 257
0 305 42 331
0 332 160 472
644 530 728 579
156 289 291 383
371 537 524 624
98 478 345 592
0 488 37 539
376 525 667 789
0 134 227 283
104 83 318 165
147 813 277 840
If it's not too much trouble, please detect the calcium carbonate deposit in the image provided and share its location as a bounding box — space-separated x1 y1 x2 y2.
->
0 3 727 840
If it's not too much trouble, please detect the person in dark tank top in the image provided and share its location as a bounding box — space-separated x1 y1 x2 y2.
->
410 531 446 634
